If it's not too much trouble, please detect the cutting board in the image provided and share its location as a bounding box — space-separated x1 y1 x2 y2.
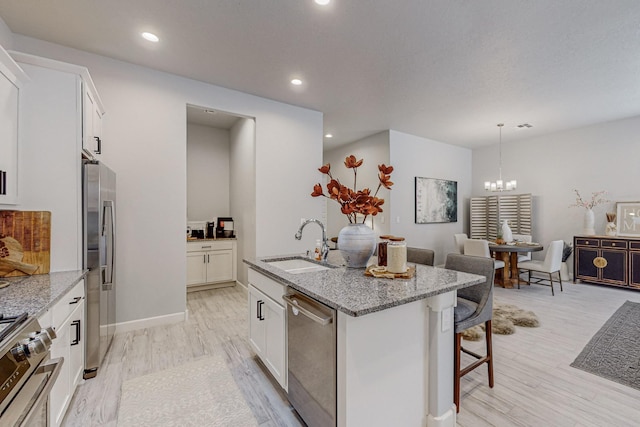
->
0 210 51 277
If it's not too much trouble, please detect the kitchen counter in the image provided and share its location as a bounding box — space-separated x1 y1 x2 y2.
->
244 250 484 317
245 250 486 426
0 270 87 318
186 237 237 242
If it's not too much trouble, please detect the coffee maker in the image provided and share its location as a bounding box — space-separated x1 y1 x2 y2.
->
206 221 215 239
216 217 235 238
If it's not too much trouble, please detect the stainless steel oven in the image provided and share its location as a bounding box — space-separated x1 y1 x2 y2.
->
0 313 61 427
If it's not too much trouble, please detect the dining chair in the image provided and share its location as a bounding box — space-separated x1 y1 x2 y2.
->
463 239 506 271
445 253 495 413
512 234 533 263
407 247 435 266
454 233 468 254
517 240 564 295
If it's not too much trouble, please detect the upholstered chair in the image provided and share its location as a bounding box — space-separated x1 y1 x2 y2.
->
463 239 506 270
518 240 564 295
453 233 468 254
512 233 533 263
445 253 496 413
407 247 435 266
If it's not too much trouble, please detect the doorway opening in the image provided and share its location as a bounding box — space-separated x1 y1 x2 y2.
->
185 104 256 293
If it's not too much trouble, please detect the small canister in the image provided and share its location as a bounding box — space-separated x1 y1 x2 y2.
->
387 237 407 273
377 235 393 266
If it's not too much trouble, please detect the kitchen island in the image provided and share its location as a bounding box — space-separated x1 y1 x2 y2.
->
244 251 484 427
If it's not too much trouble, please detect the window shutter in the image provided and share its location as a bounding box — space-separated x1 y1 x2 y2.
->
470 193 532 239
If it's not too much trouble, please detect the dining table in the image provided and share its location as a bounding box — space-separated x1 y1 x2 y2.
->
489 242 544 288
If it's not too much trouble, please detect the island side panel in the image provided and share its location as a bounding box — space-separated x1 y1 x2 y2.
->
337 299 429 427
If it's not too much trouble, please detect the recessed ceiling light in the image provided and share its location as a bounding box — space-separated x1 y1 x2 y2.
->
291 78 303 86
315 0 331 5
325 133 333 138
141 32 159 42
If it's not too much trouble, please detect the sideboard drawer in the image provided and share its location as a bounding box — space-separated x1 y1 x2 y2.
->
576 238 599 247
630 241 640 250
602 240 628 249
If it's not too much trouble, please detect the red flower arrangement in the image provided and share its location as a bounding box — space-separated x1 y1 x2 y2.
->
311 155 394 223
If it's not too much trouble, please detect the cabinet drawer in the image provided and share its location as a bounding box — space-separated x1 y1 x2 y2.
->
601 240 627 249
187 240 234 252
52 279 85 327
630 241 640 250
248 269 285 306
576 238 599 247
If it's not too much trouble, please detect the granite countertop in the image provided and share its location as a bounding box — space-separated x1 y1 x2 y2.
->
244 251 484 317
0 270 87 318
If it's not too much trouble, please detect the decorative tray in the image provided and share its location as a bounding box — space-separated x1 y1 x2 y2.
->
365 265 416 279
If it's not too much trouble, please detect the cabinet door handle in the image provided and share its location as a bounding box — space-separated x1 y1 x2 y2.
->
94 136 102 154
71 320 81 346
593 257 608 268
203 254 206 263
0 170 6 195
208 254 210 263
69 296 82 305
257 300 265 321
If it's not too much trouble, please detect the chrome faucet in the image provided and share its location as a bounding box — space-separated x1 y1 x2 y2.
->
295 219 330 262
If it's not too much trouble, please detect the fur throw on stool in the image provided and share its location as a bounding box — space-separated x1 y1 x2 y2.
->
462 303 540 341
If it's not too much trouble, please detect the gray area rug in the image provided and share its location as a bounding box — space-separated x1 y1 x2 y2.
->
571 300 640 391
118 354 258 427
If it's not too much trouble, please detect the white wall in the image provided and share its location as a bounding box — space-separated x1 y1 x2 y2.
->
472 116 640 265
0 16 12 49
324 131 391 239
186 123 230 221
230 118 256 286
13 35 323 324
389 130 472 265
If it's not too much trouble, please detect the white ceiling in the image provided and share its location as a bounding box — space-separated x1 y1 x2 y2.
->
2 0 640 149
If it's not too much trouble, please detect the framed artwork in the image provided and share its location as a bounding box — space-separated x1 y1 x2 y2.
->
415 177 457 223
616 202 640 237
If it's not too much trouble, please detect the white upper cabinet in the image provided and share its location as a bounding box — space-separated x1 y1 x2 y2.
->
9 51 105 270
0 45 27 205
83 85 104 156
9 51 105 160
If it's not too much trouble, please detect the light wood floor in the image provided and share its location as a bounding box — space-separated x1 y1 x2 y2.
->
62 281 640 427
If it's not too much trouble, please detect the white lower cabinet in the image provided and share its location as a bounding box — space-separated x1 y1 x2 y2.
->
248 269 287 389
186 240 237 290
39 279 85 427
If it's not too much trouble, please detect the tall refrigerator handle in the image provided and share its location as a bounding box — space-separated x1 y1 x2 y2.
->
102 200 115 286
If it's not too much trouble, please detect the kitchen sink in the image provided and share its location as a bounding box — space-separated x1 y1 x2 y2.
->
264 257 331 274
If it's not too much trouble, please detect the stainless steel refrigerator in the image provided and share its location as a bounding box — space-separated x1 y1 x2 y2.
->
82 160 116 379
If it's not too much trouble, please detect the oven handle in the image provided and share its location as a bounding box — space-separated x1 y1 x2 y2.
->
20 358 64 427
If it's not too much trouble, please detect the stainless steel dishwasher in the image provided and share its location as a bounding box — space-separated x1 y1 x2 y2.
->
283 290 337 427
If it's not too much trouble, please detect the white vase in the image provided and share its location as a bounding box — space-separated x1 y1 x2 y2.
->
605 222 617 236
583 209 596 235
560 262 570 281
338 223 376 268
501 220 513 242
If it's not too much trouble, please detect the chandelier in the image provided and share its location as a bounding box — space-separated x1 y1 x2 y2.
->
484 123 517 192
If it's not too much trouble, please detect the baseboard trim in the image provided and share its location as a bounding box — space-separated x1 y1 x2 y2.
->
115 311 185 334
